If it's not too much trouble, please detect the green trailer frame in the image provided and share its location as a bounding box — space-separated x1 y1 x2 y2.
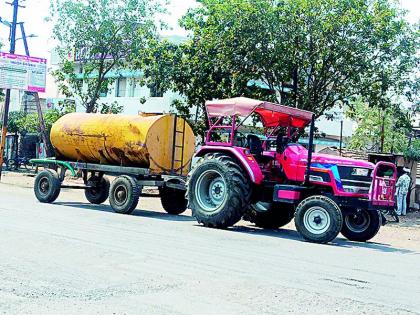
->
30 158 188 215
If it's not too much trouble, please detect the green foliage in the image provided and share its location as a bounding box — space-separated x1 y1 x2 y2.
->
7 111 27 134
169 99 206 138
346 100 410 153
99 101 123 114
142 0 419 134
404 139 420 162
4 101 76 135
50 0 164 113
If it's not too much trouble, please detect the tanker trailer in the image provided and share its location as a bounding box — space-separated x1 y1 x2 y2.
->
30 113 195 215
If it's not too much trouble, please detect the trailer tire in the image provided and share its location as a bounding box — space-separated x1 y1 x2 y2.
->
187 153 251 228
7 159 17 171
109 175 140 214
34 169 61 203
159 182 187 215
341 210 382 242
295 195 343 243
245 204 294 229
85 176 110 204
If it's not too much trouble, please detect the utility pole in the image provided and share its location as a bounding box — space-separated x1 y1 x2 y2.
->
0 0 51 180
0 0 21 180
339 120 343 156
380 111 385 153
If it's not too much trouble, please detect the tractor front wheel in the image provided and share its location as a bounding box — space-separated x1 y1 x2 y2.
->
341 210 382 242
187 153 251 228
295 196 343 243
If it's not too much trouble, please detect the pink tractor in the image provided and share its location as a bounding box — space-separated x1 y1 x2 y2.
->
187 97 397 243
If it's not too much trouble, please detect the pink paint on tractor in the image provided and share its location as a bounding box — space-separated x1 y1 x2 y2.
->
188 97 397 244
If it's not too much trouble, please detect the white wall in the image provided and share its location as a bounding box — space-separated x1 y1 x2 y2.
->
75 77 184 114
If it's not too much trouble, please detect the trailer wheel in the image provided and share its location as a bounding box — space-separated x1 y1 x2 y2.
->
245 204 294 229
295 196 343 243
6 159 17 171
341 210 382 242
85 176 110 205
109 176 140 214
34 169 61 203
159 182 187 215
187 153 251 228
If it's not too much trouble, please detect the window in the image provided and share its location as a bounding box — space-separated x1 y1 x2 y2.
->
128 81 135 97
115 78 127 97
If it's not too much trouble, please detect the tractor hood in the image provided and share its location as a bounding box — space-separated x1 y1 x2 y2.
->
284 144 374 169
311 153 374 169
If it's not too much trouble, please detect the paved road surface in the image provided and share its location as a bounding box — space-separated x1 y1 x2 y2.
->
0 183 419 314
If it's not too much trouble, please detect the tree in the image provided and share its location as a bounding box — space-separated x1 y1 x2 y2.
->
50 0 164 113
144 0 419 134
346 100 410 153
405 139 420 162
6 111 27 134
3 101 76 135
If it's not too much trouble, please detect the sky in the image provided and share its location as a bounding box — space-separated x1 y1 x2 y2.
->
0 0 418 61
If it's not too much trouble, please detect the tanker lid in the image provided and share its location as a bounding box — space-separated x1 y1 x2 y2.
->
138 112 165 117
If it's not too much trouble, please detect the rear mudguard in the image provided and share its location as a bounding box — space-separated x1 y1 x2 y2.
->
195 146 264 184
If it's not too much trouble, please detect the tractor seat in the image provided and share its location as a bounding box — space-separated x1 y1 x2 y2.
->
276 134 291 154
246 134 263 156
246 135 273 164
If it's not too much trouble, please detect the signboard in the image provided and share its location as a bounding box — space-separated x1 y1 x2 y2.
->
0 52 47 93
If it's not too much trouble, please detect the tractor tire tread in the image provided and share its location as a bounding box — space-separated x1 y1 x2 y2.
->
294 195 343 243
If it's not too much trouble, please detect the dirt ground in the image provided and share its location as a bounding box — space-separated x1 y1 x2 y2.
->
2 169 420 252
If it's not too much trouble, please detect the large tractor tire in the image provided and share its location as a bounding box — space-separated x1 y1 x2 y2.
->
34 169 61 203
109 175 140 214
245 204 294 229
159 181 188 215
341 210 382 242
85 175 110 205
187 153 251 228
295 195 343 243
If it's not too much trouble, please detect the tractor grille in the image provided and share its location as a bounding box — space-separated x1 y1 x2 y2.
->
338 166 373 194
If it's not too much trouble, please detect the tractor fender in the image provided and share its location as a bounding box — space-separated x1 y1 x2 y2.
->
195 146 264 184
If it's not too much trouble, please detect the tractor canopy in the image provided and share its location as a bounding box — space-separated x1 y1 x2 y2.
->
205 97 314 128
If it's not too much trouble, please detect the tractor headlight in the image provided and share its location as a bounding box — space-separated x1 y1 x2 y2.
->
309 171 331 183
309 175 324 182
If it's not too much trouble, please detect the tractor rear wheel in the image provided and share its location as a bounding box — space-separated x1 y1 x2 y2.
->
187 153 251 228
245 204 294 229
295 195 343 243
85 175 110 204
159 180 187 215
341 210 382 242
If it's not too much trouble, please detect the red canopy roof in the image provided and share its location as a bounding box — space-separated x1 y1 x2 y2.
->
205 97 314 128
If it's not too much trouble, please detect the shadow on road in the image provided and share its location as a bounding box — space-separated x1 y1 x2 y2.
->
53 201 196 222
53 201 415 254
230 225 416 255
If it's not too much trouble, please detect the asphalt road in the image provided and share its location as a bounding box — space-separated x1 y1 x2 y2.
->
1 183 420 315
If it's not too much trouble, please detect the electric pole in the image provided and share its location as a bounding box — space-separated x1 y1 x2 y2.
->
0 0 50 180
0 0 21 180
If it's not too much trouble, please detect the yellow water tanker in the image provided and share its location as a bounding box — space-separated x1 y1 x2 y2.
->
50 113 195 176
